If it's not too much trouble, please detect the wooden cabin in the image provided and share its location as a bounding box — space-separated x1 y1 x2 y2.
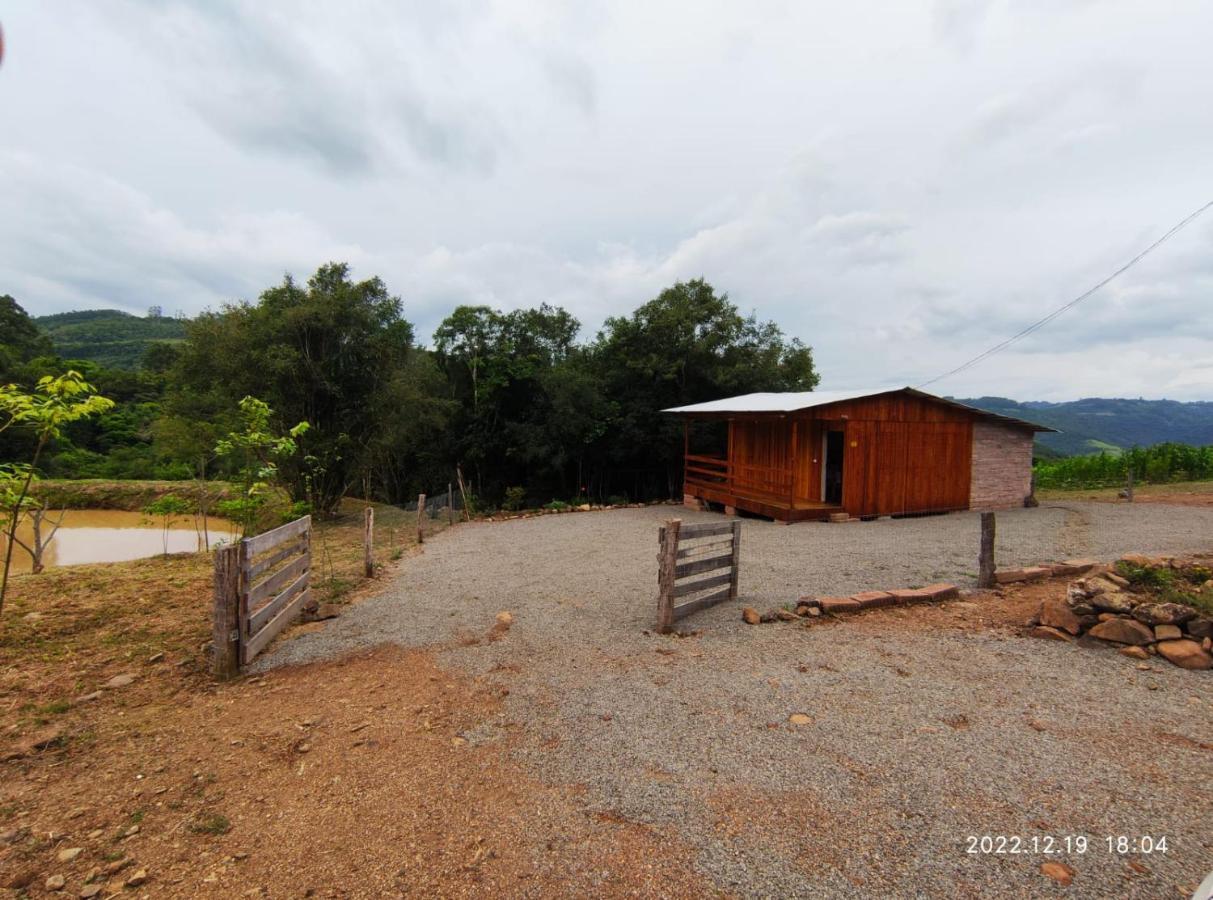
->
665 387 1054 522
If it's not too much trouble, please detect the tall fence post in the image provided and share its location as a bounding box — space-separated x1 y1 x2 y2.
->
978 511 996 589
1125 468 1134 503
417 493 426 544
656 519 681 634
447 483 454 526
728 519 742 601
212 544 241 680
363 506 374 577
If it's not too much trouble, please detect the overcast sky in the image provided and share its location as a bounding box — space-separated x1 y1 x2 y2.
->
2 1 1211 400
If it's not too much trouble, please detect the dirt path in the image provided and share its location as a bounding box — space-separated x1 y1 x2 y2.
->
2 646 713 898
255 505 1213 898
5 502 1212 898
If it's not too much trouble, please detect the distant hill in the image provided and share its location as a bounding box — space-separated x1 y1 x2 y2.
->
35 309 188 369
959 396 1213 457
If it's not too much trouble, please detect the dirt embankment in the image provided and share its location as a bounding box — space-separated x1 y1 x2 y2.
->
2 646 711 898
28 480 235 513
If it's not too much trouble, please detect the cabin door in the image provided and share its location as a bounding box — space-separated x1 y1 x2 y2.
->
823 429 845 505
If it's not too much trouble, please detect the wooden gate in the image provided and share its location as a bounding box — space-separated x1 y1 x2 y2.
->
655 519 741 632
213 515 312 677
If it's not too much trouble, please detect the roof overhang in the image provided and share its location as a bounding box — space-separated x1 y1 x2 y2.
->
662 386 1057 432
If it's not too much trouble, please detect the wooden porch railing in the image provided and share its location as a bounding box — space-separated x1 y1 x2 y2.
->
683 454 793 503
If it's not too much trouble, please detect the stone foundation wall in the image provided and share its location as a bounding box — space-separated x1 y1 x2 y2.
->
970 421 1034 509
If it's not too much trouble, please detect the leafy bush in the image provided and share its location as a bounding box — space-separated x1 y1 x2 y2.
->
543 499 569 511
1114 561 1176 591
607 494 629 506
502 486 526 511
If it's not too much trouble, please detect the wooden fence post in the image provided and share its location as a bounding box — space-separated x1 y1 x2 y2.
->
212 544 241 679
1126 468 1134 502
978 511 996 589
447 483 454 526
363 506 374 577
417 493 426 544
728 519 742 601
656 519 681 633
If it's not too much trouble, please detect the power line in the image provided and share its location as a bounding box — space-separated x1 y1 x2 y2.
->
916 199 1213 389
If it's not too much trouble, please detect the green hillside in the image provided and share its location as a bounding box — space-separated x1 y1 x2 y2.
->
960 396 1213 456
35 309 188 369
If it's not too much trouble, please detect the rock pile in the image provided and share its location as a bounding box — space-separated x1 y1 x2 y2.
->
1030 569 1212 671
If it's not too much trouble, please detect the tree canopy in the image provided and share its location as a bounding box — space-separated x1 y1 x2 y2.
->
2 268 819 511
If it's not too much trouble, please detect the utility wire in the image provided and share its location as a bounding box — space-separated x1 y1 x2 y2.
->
916 199 1213 389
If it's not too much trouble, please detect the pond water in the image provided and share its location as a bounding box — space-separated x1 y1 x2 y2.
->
6 510 239 574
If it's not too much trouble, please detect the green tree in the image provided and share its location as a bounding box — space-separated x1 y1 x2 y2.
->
435 303 589 501
168 263 430 513
590 279 818 498
143 494 191 555
213 397 309 537
0 372 114 614
0 295 54 380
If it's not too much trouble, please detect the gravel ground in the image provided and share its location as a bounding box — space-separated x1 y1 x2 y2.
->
264 502 1213 897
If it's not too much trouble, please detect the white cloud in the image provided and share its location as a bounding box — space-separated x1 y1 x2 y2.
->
1 0 1212 400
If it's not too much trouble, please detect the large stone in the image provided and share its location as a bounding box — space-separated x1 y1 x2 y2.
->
888 588 932 604
1087 617 1154 645
1156 639 1213 670
818 597 862 614
775 609 798 622
1061 558 1099 574
1030 625 1074 643
1089 591 1134 614
1154 624 1182 641
741 607 760 625
104 673 136 689
919 583 960 601
1120 552 1159 567
1187 617 1213 639
1100 571 1132 589
1118 645 1150 660
1039 598 1082 636
1040 861 1074 886
56 847 83 863
1132 603 1197 626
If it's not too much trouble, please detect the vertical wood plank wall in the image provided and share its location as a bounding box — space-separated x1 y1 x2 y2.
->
722 393 980 516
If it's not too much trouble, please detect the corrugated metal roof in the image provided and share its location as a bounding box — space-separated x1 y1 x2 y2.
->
662 386 1057 432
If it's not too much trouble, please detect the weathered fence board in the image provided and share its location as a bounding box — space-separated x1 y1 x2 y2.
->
247 536 307 580
656 518 741 632
247 569 309 636
211 515 312 674
243 516 310 557
678 521 737 539
675 552 734 579
244 587 312 662
671 570 733 598
247 552 309 607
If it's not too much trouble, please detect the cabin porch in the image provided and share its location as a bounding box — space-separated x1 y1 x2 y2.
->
682 452 843 522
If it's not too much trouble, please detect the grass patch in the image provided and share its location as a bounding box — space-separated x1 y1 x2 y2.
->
1 490 447 766
1115 561 1213 616
188 813 231 836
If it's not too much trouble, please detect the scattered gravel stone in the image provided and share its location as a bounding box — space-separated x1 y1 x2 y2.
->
259 503 1213 896
45 874 66 891
57 847 83 863
104 673 136 689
